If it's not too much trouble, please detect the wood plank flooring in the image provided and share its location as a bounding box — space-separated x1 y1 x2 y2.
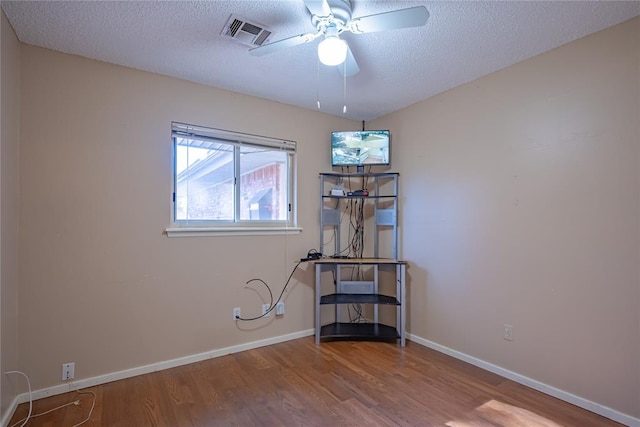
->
9 337 624 426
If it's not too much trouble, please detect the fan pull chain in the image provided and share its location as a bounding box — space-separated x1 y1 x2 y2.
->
342 61 347 114
316 57 321 110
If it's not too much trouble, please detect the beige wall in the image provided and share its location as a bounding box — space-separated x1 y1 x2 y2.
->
18 44 355 392
0 9 21 420
371 17 640 418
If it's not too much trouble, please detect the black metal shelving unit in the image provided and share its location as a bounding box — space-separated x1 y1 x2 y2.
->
315 172 406 346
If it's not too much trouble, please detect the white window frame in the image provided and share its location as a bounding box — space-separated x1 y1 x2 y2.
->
165 122 301 237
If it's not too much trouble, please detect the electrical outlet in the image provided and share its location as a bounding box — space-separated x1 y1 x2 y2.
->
503 324 513 341
233 307 241 321
262 303 271 317
276 301 285 316
62 362 75 380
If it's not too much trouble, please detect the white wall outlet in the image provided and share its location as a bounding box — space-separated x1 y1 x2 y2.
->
262 303 271 317
503 324 514 341
233 307 241 321
62 362 75 380
276 301 285 316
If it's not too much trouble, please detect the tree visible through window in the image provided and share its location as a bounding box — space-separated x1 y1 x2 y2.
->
172 122 296 225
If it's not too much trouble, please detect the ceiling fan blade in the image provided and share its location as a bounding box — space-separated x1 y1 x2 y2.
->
303 0 331 18
249 32 320 56
348 6 429 34
339 45 359 77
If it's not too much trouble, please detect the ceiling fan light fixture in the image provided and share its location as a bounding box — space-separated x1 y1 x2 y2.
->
318 35 348 66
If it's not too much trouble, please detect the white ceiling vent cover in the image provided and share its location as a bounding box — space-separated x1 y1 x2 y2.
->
221 15 272 47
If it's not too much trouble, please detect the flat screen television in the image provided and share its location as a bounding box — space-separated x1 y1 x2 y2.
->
331 130 390 168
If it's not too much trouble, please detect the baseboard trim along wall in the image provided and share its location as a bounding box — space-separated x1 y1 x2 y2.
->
407 333 640 427
1 398 19 427
2 329 315 427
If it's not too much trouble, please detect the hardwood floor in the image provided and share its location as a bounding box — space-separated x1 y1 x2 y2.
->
9 337 623 426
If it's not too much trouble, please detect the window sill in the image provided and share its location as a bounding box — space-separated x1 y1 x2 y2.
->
165 226 303 238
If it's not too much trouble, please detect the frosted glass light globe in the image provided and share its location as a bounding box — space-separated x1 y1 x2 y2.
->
318 36 348 66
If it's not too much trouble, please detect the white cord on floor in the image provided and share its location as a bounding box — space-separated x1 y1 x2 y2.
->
69 381 97 427
10 399 77 427
4 371 32 427
5 371 96 427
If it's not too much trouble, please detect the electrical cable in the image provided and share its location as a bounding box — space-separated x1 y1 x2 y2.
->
6 376 96 427
333 192 365 259
236 260 302 321
349 263 366 323
348 198 365 258
348 199 360 257
68 381 97 427
72 391 96 427
10 400 76 427
5 371 31 427
350 303 365 323
235 278 274 321
322 227 337 254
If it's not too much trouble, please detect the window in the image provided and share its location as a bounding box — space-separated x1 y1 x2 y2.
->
166 122 300 237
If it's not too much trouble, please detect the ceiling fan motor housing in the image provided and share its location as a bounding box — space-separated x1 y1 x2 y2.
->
311 0 352 31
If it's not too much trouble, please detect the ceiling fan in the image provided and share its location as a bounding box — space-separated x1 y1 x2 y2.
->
249 0 429 76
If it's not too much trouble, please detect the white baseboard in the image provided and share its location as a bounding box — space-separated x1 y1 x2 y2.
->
1 396 20 427
407 333 640 427
2 329 314 427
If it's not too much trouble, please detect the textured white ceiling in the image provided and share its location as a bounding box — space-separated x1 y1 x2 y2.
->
2 1 639 121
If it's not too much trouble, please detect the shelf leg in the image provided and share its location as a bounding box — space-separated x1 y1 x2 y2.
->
315 263 321 345
398 264 406 347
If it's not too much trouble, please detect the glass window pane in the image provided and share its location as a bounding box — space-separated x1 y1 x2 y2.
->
175 138 234 220
239 145 288 221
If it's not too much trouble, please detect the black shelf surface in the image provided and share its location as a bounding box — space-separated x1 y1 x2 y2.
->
320 293 399 305
320 322 400 341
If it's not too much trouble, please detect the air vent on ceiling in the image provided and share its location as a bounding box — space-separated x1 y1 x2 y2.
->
221 15 272 47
